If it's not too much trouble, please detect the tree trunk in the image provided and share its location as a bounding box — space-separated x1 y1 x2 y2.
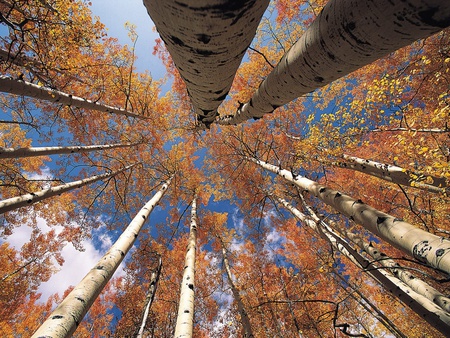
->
251 157 450 274
334 154 448 194
219 238 254 338
344 230 450 313
274 194 450 335
0 142 141 159
143 0 269 128
218 0 450 124
0 75 146 119
136 256 162 338
174 196 198 338
0 163 137 214
31 177 172 338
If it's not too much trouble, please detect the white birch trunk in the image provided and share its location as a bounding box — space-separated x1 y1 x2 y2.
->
275 195 450 334
220 241 254 338
143 0 269 128
0 142 141 159
31 178 172 338
251 158 450 274
0 163 137 214
218 0 450 124
344 231 450 313
174 196 198 338
136 256 162 338
0 75 145 119
336 154 447 194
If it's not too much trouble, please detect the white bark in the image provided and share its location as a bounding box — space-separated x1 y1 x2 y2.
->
218 0 450 124
336 154 448 194
345 231 450 313
220 240 254 338
136 256 162 338
31 178 172 338
275 195 450 335
0 75 145 119
250 158 450 274
0 142 141 159
0 163 137 214
143 0 269 127
174 196 198 338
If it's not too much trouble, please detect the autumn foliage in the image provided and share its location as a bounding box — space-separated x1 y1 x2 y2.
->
0 0 449 337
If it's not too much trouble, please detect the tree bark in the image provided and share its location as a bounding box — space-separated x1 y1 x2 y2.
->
0 163 137 214
251 158 450 274
0 142 141 159
0 75 146 119
218 0 450 124
31 177 172 338
136 255 162 338
219 238 254 338
334 154 448 194
274 194 450 335
174 196 198 338
143 0 269 128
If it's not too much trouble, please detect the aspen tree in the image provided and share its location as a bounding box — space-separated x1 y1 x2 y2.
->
218 0 450 124
143 0 269 128
250 157 450 274
0 75 146 119
0 164 137 214
0 142 141 159
218 236 254 338
174 195 198 338
136 255 162 338
274 194 450 335
333 154 447 194
31 177 172 338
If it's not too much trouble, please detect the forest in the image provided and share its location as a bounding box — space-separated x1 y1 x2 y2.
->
0 0 449 337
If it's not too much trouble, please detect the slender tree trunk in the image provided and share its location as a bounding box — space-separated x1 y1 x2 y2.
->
143 0 269 128
333 271 408 338
0 75 146 119
274 194 450 335
334 154 447 194
218 0 450 124
31 177 172 338
251 158 450 274
219 239 254 338
0 163 137 214
174 196 198 338
0 142 141 159
136 256 162 338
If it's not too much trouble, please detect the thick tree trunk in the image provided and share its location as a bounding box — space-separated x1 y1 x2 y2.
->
274 194 450 335
334 154 448 194
0 75 145 119
0 163 137 214
31 178 172 338
143 0 269 128
0 142 141 159
220 239 254 338
218 0 450 124
136 256 162 338
174 196 198 338
251 158 450 274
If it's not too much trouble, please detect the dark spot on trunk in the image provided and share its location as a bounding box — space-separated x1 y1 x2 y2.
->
376 216 388 225
188 283 194 290
436 248 445 257
196 34 211 44
170 35 185 47
76 297 85 304
419 7 450 28
52 315 64 320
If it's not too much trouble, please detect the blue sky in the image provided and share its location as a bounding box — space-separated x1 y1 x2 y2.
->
90 0 165 78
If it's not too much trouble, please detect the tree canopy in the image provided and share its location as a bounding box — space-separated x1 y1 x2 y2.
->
0 0 449 337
